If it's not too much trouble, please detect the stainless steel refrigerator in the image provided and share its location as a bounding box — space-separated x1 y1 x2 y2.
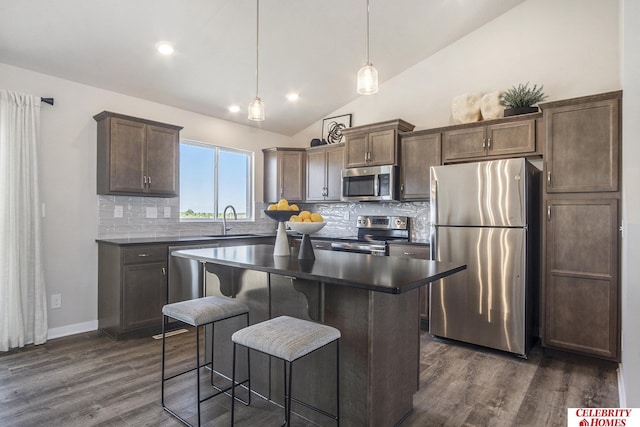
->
429 158 540 357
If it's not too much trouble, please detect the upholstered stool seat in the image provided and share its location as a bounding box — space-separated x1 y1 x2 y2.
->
230 315 340 426
161 296 250 427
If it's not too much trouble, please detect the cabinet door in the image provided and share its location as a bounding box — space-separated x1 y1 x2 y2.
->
400 133 441 200
122 261 166 330
146 125 179 196
368 129 396 165
110 118 146 193
442 125 486 162
486 119 536 157
345 133 368 167
325 144 344 201
545 98 620 193
280 150 305 202
543 198 619 360
305 149 326 201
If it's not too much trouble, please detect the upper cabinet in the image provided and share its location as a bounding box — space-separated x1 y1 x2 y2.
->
442 114 540 163
542 92 620 193
94 111 182 197
398 130 441 201
263 147 306 203
342 119 415 168
306 143 344 202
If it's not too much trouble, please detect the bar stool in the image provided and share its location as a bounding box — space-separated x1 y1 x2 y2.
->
161 296 251 427
230 315 340 426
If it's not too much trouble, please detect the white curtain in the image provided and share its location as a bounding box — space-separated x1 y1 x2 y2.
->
0 90 48 352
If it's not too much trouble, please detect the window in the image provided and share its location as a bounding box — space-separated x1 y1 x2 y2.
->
179 140 253 220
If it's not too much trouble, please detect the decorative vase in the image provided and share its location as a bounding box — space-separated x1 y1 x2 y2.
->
451 93 482 124
504 106 539 117
480 91 504 120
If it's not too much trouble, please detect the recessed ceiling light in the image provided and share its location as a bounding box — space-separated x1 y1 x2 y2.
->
286 93 299 102
228 105 241 113
157 42 174 56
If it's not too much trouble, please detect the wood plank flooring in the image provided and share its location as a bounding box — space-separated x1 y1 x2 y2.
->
0 329 618 426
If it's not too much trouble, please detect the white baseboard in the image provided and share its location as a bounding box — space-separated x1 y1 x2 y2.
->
47 320 98 340
618 363 627 407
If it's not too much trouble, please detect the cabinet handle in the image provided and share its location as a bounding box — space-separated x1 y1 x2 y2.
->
487 137 491 148
280 187 284 197
147 176 151 186
547 171 551 187
143 176 147 186
162 267 166 275
403 252 416 256
138 253 151 257
547 206 551 221
482 138 486 149
400 183 404 193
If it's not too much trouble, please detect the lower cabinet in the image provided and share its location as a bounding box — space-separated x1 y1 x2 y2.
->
542 198 620 360
388 243 431 328
98 243 167 339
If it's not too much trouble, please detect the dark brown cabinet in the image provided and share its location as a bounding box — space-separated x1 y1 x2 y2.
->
342 119 414 168
306 144 344 201
98 243 167 339
388 243 431 327
442 115 539 163
540 91 622 361
94 111 182 197
263 148 306 203
399 131 441 200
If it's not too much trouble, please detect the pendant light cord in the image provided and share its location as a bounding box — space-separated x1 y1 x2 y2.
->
255 0 260 97
365 0 370 64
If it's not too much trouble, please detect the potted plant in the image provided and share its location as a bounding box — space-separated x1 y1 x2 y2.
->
500 82 548 116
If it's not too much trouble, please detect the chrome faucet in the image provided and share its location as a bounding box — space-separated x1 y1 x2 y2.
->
222 205 237 235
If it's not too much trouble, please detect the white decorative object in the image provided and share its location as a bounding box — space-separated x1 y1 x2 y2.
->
480 91 504 120
451 93 482 124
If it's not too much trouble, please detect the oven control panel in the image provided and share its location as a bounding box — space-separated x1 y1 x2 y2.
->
356 215 409 230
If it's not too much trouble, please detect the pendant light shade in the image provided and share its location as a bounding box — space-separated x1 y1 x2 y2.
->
248 96 265 121
249 0 265 121
357 64 378 95
357 0 378 95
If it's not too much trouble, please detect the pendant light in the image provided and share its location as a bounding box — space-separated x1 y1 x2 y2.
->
357 0 378 95
248 0 265 121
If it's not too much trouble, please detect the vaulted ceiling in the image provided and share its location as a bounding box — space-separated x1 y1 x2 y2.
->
0 0 525 135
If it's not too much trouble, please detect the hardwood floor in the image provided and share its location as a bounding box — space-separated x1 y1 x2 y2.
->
0 329 618 426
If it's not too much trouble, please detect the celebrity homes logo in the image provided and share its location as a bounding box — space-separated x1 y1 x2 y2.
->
568 408 639 426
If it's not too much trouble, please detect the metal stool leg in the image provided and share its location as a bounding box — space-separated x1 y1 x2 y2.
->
161 315 167 406
196 325 201 426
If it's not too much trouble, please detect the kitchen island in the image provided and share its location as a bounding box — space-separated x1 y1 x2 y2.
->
172 244 465 426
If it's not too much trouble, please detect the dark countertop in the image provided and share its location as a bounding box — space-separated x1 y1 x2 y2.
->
172 244 464 294
95 233 275 246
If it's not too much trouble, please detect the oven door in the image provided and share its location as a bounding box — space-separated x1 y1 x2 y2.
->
330 241 387 256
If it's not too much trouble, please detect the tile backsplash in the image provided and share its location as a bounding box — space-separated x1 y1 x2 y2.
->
98 195 430 242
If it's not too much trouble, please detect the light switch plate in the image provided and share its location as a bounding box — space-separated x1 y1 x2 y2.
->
114 205 123 218
164 207 171 218
146 207 157 218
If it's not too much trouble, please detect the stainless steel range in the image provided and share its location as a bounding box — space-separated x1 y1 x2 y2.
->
330 215 410 256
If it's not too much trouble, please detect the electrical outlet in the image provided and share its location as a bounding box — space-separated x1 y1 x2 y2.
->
51 294 62 309
146 207 157 218
114 205 123 218
164 207 171 218
343 212 350 220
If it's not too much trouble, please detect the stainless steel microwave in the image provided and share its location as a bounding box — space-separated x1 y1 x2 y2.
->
341 165 398 202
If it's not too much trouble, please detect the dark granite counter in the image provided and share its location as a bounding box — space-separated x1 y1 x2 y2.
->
172 244 463 294
96 233 275 246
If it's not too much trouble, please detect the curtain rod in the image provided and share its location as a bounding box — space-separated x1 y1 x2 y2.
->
41 97 54 106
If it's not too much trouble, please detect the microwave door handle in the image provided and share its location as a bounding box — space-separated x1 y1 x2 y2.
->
374 174 380 196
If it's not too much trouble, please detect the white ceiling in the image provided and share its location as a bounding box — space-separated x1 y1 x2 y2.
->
0 0 525 136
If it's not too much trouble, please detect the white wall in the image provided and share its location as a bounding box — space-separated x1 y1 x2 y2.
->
294 0 620 143
621 0 640 408
0 62 293 333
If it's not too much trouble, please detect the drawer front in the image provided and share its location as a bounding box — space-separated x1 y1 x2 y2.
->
123 245 167 264
388 244 431 259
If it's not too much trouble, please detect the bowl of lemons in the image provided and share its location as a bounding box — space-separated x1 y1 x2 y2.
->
286 210 326 235
264 198 300 222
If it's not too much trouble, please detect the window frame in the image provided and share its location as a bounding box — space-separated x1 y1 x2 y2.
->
179 139 254 222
